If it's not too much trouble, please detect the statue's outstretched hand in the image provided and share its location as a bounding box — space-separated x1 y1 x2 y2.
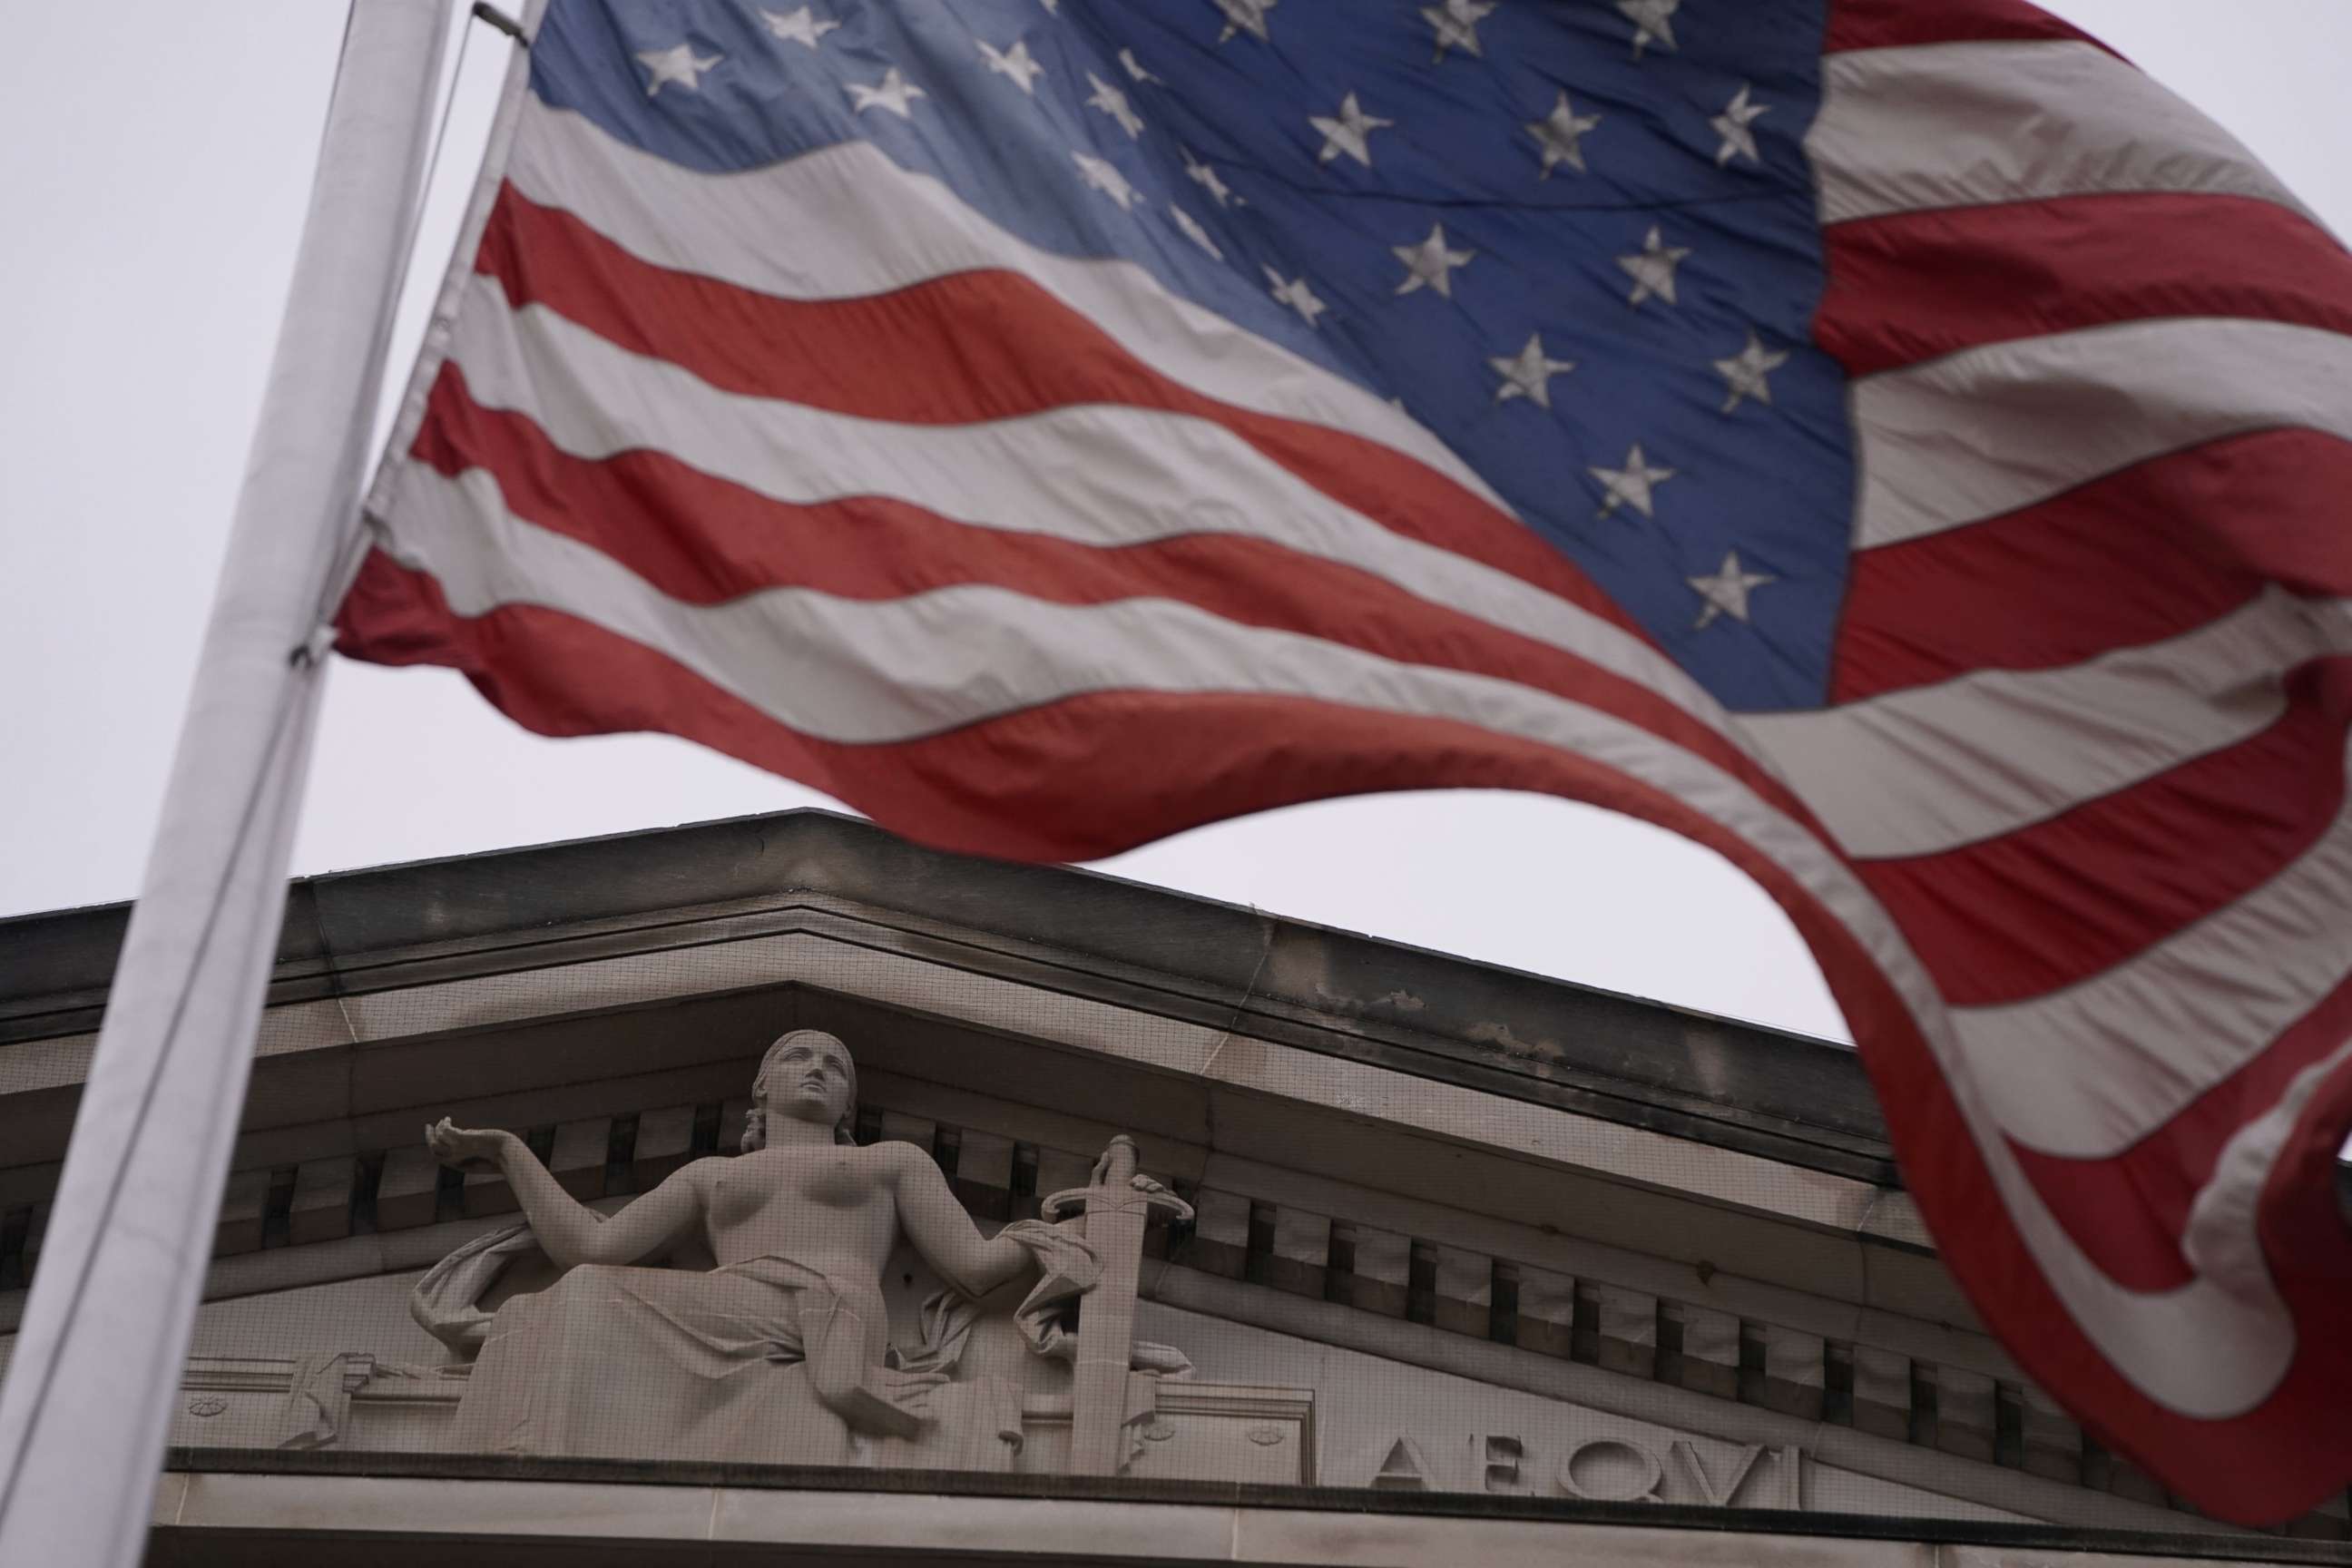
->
426 1116 511 1172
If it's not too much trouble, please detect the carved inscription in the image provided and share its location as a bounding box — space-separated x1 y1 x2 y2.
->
1365 1432 1802 1509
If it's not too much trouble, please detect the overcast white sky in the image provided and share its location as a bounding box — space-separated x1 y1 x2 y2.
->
2 2 2346 1044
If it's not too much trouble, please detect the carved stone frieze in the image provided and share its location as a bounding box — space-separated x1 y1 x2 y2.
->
395 1030 1253 1478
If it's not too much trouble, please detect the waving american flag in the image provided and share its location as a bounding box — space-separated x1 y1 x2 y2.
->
341 0 2352 1520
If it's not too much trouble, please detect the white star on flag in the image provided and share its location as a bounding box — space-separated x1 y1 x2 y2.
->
1525 91 1600 178
1073 152 1141 210
1214 0 1276 44
1618 225 1690 308
760 7 838 48
1591 445 1675 518
977 39 1044 93
1490 334 1575 407
1119 47 1161 84
1711 84 1771 166
1421 0 1496 61
1617 0 1679 56
1393 224 1475 298
1182 148 1235 207
1170 205 1224 260
1086 74 1145 138
846 66 925 117
637 43 721 96
1310 92 1393 168
1688 550 1773 629
1714 329 1790 413
1265 267 1328 327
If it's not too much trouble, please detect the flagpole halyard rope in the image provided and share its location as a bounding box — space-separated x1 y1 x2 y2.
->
309 0 490 640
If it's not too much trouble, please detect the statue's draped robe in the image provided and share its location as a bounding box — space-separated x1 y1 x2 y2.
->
416 1219 1184 1467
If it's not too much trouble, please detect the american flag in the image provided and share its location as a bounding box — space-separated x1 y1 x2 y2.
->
340 0 2352 1521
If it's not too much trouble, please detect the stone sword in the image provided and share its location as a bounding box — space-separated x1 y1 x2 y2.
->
1044 1136 1192 1475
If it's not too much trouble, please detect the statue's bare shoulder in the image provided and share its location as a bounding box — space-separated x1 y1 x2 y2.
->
865 1139 975 1211
866 1140 934 1179
669 1154 734 1191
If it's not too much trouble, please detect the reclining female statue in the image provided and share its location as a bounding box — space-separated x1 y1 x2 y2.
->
421 1028 1161 1465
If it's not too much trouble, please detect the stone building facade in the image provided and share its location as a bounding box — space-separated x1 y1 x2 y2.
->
1 811 2344 1566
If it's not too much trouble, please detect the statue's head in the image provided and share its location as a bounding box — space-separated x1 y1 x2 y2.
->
743 1029 858 1151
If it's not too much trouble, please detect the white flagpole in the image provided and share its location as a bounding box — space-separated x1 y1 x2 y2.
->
0 2 453 1561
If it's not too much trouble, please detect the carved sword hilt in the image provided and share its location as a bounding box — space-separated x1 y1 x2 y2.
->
1040 1136 1195 1227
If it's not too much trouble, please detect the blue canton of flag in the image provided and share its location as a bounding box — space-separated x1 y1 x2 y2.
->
537 0 1851 710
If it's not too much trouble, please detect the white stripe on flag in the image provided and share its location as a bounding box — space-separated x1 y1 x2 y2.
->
385 457 1808 808
2182 1037 2352 1308
444 279 1734 738
1811 41 2307 228
504 100 1504 511
1853 316 2352 552
1740 591 2352 860
1956 728 2352 1158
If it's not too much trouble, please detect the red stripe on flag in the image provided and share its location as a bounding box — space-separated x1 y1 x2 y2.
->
1857 659 2352 1007
1823 0 2111 55
1819 193 2352 378
473 188 1650 645
2255 1052 2352 1422
1829 428 2352 705
2009 959 2352 1293
1828 837 2352 1521
406 371 1821 834
337 552 1823 867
